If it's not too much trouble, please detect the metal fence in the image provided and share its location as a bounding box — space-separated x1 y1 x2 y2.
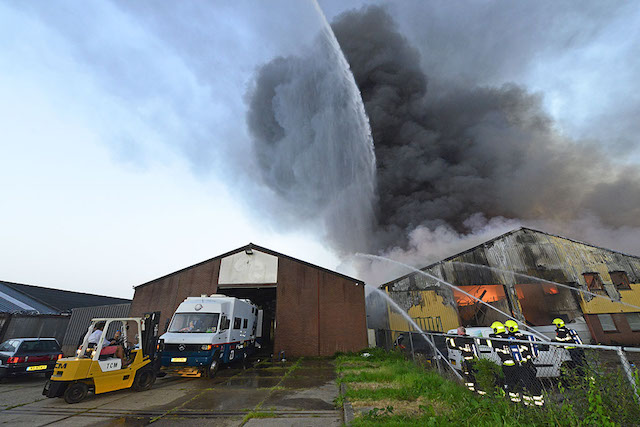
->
375 328 640 424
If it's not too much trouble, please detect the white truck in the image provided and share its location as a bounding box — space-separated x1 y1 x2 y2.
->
447 326 573 378
158 295 261 378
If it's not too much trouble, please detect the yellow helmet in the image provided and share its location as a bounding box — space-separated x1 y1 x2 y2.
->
552 318 565 328
490 321 505 334
504 320 519 333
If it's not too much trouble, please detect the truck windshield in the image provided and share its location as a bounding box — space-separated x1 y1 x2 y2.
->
168 313 220 333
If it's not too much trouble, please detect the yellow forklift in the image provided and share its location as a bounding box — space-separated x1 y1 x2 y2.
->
43 312 160 404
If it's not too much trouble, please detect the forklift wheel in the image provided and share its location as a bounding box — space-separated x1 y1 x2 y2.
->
64 382 88 404
132 368 156 392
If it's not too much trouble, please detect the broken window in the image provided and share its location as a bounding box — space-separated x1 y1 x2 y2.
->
597 314 617 332
583 273 604 292
610 271 631 290
515 283 579 326
453 285 510 327
626 313 640 331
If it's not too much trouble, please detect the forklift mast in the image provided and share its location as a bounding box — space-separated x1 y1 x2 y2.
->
142 312 161 359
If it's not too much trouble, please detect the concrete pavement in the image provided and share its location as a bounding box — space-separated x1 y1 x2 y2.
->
0 358 342 426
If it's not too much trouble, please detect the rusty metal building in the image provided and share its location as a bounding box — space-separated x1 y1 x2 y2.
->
129 243 368 357
382 228 640 346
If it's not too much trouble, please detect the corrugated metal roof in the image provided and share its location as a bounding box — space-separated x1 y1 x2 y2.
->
0 280 130 314
0 282 59 314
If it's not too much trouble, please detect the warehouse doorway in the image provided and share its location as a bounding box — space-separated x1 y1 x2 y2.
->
218 287 277 353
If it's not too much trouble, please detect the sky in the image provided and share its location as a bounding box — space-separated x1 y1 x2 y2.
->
1 1 639 299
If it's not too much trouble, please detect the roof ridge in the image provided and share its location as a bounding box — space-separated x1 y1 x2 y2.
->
380 226 640 287
1 280 130 301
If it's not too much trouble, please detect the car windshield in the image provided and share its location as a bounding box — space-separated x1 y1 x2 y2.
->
0 340 19 352
168 313 220 333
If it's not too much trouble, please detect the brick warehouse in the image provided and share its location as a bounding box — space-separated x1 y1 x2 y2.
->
129 243 367 357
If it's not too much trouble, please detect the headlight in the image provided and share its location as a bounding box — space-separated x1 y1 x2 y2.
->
157 339 164 351
201 344 212 351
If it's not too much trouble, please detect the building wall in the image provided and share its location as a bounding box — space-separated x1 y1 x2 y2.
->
383 228 640 345
129 259 220 331
130 251 367 357
273 257 367 357
585 313 640 346
384 290 459 334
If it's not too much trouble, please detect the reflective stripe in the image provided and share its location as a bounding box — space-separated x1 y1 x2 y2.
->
504 360 515 366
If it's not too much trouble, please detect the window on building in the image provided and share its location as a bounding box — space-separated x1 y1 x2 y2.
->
243 319 248 329
597 314 617 332
626 313 640 331
233 317 241 330
583 273 604 291
610 271 631 290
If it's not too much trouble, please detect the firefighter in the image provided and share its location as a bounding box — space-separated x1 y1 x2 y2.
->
504 320 544 406
488 321 521 402
447 326 481 394
553 318 585 376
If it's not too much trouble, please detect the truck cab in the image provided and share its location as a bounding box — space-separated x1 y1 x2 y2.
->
158 294 259 378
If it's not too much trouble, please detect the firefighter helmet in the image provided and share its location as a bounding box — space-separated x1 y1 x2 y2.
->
552 318 565 328
504 320 519 333
490 321 505 334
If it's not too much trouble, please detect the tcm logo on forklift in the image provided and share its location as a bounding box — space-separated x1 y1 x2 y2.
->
42 313 160 404
98 360 121 372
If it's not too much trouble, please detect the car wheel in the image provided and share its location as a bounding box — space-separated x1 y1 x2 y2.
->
64 382 88 404
132 368 156 392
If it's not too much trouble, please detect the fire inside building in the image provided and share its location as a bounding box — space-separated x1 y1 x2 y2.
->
130 243 367 357
381 228 640 346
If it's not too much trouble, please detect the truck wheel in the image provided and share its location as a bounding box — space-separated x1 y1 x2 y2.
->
132 368 156 392
64 382 88 404
204 359 219 379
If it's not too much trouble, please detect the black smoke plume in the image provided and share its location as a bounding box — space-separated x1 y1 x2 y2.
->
247 5 640 258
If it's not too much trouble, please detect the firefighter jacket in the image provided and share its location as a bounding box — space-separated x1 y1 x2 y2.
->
507 332 540 365
554 326 582 349
447 335 479 360
488 332 516 366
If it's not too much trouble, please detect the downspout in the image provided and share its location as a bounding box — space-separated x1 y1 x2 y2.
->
317 271 321 357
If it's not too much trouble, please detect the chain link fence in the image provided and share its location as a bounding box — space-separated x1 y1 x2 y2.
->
375 328 640 425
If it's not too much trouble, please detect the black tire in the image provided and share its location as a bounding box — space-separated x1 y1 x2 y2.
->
204 358 219 379
132 368 156 392
64 382 88 404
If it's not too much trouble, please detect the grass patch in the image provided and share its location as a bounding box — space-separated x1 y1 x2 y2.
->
241 410 277 423
335 348 554 426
